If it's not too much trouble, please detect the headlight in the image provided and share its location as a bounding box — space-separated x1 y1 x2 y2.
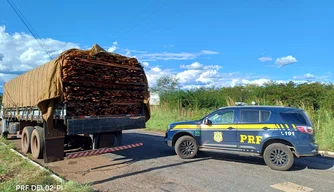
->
167 124 174 130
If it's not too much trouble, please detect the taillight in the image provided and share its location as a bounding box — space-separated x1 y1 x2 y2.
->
296 126 313 134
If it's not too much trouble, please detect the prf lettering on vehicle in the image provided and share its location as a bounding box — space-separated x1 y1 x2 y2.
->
240 134 262 144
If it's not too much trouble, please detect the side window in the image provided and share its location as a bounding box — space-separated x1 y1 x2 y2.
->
241 110 271 123
261 111 271 122
207 110 234 124
241 110 259 123
280 112 308 125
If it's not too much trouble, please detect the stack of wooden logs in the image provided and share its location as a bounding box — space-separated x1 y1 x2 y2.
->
61 50 147 117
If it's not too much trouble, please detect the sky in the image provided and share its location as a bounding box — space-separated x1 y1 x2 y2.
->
0 0 333 93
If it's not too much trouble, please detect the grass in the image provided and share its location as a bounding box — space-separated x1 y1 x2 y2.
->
146 104 212 132
303 108 334 151
0 139 94 192
146 104 334 151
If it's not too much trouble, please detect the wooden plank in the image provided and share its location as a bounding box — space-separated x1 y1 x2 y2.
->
74 58 143 70
62 79 146 87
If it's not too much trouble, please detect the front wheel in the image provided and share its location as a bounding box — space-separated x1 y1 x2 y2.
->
175 136 198 159
263 143 294 171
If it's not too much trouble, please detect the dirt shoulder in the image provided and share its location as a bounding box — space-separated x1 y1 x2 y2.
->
0 139 93 192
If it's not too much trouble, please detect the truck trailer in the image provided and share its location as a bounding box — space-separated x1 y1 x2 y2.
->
0 44 150 163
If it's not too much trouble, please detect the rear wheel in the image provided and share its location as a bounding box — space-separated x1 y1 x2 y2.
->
31 127 44 159
263 143 294 171
21 126 34 154
175 136 198 159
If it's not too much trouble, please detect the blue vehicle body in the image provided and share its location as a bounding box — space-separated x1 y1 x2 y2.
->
165 106 318 157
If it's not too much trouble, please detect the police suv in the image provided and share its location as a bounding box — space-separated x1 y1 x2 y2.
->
164 103 318 171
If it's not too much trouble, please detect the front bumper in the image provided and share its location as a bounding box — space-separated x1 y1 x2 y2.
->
164 132 173 147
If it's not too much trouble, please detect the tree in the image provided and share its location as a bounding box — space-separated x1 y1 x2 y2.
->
151 75 180 94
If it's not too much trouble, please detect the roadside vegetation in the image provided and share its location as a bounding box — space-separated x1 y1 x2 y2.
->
0 138 94 192
147 76 334 151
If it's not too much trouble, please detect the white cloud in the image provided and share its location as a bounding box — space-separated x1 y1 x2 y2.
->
0 25 79 76
144 66 173 88
180 62 203 70
196 69 218 84
0 73 17 86
142 62 149 67
275 55 297 66
304 73 316 79
151 67 161 73
176 69 203 84
144 61 331 90
231 78 271 87
133 50 219 62
200 50 219 55
163 45 174 48
180 62 221 70
176 62 222 85
301 73 315 79
107 41 118 52
292 73 330 81
258 56 272 62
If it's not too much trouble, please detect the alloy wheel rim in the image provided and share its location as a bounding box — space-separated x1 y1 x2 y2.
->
270 149 288 166
180 140 195 156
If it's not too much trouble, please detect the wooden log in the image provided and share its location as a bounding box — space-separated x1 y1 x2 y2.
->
61 50 147 117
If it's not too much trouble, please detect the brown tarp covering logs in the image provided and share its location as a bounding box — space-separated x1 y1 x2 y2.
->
3 44 150 121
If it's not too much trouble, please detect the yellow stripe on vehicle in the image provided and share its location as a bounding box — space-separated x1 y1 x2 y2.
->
201 125 233 129
285 124 289 129
292 124 297 130
280 124 284 128
173 125 199 129
174 124 280 130
237 124 277 129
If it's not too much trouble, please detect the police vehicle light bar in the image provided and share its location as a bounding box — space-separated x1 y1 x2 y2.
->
235 102 247 106
235 101 258 106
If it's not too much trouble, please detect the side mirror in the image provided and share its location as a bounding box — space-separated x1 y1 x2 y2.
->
203 118 212 125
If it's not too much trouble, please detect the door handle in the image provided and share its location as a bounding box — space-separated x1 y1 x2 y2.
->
262 127 268 130
227 127 235 130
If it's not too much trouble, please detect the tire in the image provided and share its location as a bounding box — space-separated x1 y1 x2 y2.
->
175 136 198 159
263 143 294 171
21 126 34 154
31 127 44 159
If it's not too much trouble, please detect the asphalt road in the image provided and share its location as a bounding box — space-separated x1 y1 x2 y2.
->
89 129 334 192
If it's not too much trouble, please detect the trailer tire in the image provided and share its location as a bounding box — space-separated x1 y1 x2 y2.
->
21 126 34 154
31 127 44 159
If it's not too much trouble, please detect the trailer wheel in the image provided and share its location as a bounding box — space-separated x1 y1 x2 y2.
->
31 127 44 159
21 126 34 154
